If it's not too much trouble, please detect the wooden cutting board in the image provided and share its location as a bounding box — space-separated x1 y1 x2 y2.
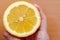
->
0 0 60 40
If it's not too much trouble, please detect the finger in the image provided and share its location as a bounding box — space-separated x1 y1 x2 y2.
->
34 4 47 31
34 4 46 19
4 32 21 40
26 31 38 40
26 27 40 40
4 32 11 39
34 4 49 40
37 31 49 40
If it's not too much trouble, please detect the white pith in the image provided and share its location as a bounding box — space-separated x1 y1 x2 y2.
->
3 1 41 37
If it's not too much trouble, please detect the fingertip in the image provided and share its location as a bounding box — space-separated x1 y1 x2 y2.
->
4 32 7 36
34 4 47 19
3 32 23 40
3 32 10 38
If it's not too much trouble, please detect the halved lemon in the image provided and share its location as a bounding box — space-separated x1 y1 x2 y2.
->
3 1 41 37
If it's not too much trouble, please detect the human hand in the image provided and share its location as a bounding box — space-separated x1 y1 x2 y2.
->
4 4 49 40
26 4 49 40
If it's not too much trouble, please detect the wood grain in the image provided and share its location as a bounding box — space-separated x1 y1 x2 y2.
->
0 0 60 40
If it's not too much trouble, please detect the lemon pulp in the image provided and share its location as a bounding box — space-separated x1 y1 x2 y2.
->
7 5 37 33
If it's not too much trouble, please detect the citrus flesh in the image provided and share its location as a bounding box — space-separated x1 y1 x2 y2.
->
3 1 41 37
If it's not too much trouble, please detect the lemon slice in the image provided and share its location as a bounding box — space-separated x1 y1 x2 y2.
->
3 1 41 37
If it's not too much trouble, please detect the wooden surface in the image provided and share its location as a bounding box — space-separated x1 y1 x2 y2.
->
0 0 60 40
